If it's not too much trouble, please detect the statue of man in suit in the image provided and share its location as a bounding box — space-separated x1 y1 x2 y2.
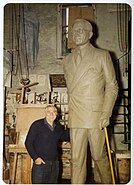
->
63 18 118 184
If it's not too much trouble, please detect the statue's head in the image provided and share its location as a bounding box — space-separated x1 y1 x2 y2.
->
72 18 93 46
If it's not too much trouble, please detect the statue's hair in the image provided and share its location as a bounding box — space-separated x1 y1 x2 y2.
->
73 18 92 32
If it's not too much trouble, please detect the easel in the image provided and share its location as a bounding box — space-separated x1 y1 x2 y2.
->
8 145 31 184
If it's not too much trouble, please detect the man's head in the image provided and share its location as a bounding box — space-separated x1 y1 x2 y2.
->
72 18 93 46
45 104 57 124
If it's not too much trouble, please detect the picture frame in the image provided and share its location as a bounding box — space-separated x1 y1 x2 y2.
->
49 74 66 88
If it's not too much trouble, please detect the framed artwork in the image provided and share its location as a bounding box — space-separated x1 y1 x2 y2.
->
49 74 66 88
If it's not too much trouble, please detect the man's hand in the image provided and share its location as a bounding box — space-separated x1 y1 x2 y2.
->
34 157 45 165
99 112 110 130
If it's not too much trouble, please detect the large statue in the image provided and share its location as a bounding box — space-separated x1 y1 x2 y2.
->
63 18 118 184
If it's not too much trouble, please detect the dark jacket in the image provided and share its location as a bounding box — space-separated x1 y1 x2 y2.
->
25 118 70 161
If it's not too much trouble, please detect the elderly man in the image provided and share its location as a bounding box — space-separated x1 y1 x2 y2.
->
25 104 70 184
63 18 118 184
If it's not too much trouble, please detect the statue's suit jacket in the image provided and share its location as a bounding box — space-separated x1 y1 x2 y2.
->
63 43 118 129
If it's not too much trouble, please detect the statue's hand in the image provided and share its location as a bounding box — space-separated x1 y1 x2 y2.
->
99 112 110 130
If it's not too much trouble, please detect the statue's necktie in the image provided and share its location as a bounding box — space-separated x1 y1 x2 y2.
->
75 49 82 66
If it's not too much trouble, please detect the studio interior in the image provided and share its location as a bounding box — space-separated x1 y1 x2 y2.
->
3 3 131 184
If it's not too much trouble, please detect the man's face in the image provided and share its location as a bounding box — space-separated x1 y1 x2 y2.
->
45 107 57 123
72 22 90 46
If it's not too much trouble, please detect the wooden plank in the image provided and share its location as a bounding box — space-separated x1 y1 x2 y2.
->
26 154 31 184
11 153 18 184
17 82 39 90
15 105 47 146
8 145 27 153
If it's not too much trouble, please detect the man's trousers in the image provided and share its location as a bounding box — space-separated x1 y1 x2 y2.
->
70 128 112 184
31 160 59 184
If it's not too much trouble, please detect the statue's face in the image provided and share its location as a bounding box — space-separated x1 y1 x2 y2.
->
72 22 90 46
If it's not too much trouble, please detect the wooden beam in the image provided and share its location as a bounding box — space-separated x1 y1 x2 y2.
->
17 82 39 90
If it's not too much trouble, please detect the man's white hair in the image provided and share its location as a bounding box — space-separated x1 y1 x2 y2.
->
45 104 57 114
